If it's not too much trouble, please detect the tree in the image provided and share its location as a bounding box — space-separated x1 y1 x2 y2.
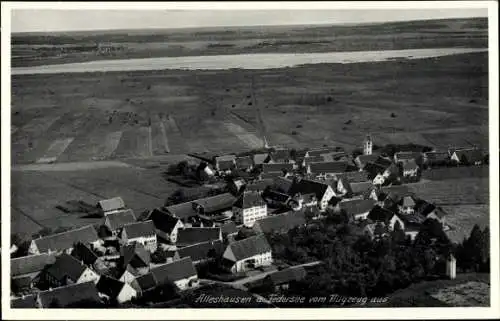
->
151 248 168 264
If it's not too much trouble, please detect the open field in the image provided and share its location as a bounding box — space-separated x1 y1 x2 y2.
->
443 204 490 244
375 273 490 307
12 18 487 67
11 50 488 164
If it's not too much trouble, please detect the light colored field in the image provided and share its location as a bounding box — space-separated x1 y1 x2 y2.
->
429 281 490 307
36 137 74 164
443 204 490 244
93 131 123 160
12 160 132 172
223 122 264 149
151 114 170 154
408 177 489 205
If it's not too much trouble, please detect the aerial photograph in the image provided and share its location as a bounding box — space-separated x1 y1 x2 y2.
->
5 3 495 311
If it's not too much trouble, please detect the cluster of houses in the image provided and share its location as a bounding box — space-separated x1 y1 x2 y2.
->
11 136 485 308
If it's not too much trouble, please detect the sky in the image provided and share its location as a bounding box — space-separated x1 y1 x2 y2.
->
11 8 488 33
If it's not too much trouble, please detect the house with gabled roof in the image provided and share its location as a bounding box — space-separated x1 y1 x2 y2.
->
367 206 405 231
253 153 271 166
270 148 292 163
415 201 448 227
222 234 272 273
214 154 236 173
262 162 295 176
221 221 238 237
401 159 419 178
104 209 136 236
131 272 158 296
235 156 254 171
11 253 57 293
150 257 198 291
394 151 423 164
37 281 101 308
350 181 373 196
399 196 417 215
41 253 99 288
233 191 267 227
120 242 151 273
119 221 157 253
288 178 335 211
252 210 306 234
29 225 101 255
341 170 371 184
354 154 380 170
302 155 326 168
399 213 426 240
338 199 376 221
176 227 222 247
96 275 137 304
148 208 184 243
192 193 237 216
450 148 483 166
228 178 247 196
72 242 99 267
164 202 199 223
97 197 126 215
177 240 224 265
423 151 450 167
264 266 307 291
305 147 338 158
307 161 349 179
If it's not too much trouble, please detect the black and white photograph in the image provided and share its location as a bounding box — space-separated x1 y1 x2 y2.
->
1 1 499 318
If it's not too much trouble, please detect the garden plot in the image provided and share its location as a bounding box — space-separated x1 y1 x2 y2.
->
429 281 490 307
443 204 490 244
112 126 152 158
151 114 170 155
223 121 264 149
36 137 75 164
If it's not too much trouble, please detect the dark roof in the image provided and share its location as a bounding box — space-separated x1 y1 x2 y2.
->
177 240 224 262
177 227 221 246
270 148 291 162
11 253 57 276
215 154 236 162
45 253 87 282
303 156 325 166
341 171 370 183
417 202 447 219
165 202 198 220
253 211 306 234
454 149 483 163
192 193 237 213
11 294 37 308
226 234 272 261
339 199 376 215
105 209 136 231
307 148 336 157
98 197 125 212
374 157 393 168
259 172 287 179
217 160 236 171
355 154 380 168
121 242 151 268
122 220 155 239
395 151 422 161
221 221 238 235
289 179 330 201
234 191 266 209
149 208 180 233
245 179 274 192
399 213 426 228
367 206 396 224
424 151 449 161
96 275 126 298
336 177 353 195
308 161 348 174
34 225 99 253
272 177 294 193
350 182 373 194
401 196 416 207
236 156 253 169
363 162 387 176
267 266 307 285
38 281 101 308
73 242 99 265
135 273 158 292
264 190 292 203
262 163 294 173
150 257 197 283
402 159 419 171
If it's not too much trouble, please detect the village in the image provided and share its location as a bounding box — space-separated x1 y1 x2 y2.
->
10 134 488 308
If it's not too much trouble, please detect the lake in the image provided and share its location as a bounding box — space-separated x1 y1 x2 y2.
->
11 48 487 75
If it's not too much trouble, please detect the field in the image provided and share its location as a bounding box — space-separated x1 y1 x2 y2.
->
375 273 490 307
10 18 489 237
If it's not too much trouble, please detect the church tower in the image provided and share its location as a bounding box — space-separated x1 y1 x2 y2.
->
363 134 373 155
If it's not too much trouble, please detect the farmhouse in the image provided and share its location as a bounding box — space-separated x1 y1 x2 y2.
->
221 221 238 237
263 189 293 209
150 257 199 291
272 176 294 194
98 197 126 215
354 154 380 170
367 206 405 231
228 178 247 195
307 161 349 179
177 240 224 265
29 225 101 255
11 253 57 292
423 151 450 167
148 208 184 243
253 153 271 166
349 181 373 196
341 171 371 184
119 221 157 253
41 254 99 288
120 242 151 276
305 147 337 158
164 202 199 224
262 163 294 175
235 156 254 171
214 154 236 172
104 209 136 236
192 193 237 216
246 178 274 192
450 148 483 166
131 273 158 296
401 159 419 178
338 199 376 221
416 202 448 226
233 191 267 227
176 227 222 247
37 281 101 308
264 266 307 291
394 151 423 164
270 148 292 163
399 196 416 215
288 178 335 211
222 234 272 273
72 242 99 267
96 275 137 304
399 213 426 240
302 155 325 167
252 210 306 234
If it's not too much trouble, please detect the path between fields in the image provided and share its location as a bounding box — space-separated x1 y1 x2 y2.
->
12 160 134 172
